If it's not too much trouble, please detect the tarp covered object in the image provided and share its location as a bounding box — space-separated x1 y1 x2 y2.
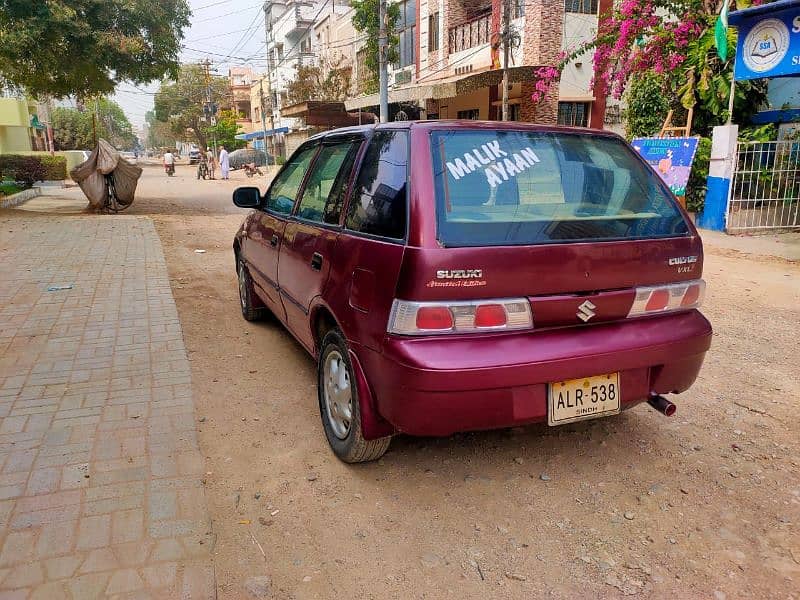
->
70 139 142 210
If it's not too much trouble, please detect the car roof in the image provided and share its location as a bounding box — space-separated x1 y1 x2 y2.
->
310 120 622 141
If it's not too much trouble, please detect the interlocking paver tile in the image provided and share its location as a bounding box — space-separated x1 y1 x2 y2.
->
0 216 213 597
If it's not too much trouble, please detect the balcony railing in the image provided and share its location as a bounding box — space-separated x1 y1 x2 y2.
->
448 13 491 55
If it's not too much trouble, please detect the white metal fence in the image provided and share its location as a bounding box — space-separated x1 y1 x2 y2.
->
726 140 800 232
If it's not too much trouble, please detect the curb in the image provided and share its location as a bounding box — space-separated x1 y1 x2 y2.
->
0 186 41 209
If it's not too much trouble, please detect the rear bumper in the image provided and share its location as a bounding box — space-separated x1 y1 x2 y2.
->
357 310 712 436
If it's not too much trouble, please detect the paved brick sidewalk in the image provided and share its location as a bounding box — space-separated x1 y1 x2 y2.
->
0 216 214 599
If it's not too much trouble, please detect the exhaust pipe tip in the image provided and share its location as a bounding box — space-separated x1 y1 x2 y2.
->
648 394 677 417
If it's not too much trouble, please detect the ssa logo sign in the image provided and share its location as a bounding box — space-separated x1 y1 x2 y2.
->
732 6 800 80
743 18 790 73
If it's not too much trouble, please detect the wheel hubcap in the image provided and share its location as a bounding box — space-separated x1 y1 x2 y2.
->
238 264 247 310
323 350 352 439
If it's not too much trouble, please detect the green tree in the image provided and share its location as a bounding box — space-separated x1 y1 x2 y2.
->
202 110 245 151
351 0 399 94
51 107 93 151
51 98 135 150
286 61 352 105
624 73 670 139
0 0 191 98
153 64 230 150
145 110 176 150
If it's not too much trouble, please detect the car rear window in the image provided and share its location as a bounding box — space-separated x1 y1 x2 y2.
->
430 130 689 246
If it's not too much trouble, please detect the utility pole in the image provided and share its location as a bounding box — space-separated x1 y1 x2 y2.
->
501 0 511 121
378 0 388 123
263 1 276 158
202 58 218 157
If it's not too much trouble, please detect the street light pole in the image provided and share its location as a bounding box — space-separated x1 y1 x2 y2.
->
378 0 388 123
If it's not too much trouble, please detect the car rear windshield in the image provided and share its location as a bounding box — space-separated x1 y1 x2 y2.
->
430 130 689 246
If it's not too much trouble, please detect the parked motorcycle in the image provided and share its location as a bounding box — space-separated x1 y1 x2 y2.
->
244 162 263 178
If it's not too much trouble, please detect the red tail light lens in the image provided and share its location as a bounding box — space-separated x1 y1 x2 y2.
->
681 283 702 307
628 280 705 318
415 306 454 330
474 304 507 328
388 299 532 335
645 289 670 311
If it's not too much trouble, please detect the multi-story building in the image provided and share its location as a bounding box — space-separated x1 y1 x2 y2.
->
229 66 255 119
0 94 43 154
342 0 619 129
264 0 323 114
245 0 618 156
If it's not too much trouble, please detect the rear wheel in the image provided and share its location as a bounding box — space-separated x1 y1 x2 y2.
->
237 259 268 321
318 329 391 463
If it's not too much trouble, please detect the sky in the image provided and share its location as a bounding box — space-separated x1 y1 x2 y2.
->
112 0 269 129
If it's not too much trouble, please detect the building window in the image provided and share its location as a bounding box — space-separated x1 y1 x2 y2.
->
509 104 520 121
397 0 416 68
457 108 480 120
513 0 525 18
564 0 598 14
557 102 590 127
428 12 440 52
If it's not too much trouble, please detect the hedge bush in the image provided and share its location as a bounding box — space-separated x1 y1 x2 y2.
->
0 154 66 186
39 155 67 180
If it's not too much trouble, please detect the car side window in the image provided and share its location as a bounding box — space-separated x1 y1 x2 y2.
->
296 140 362 224
265 144 318 215
345 131 408 239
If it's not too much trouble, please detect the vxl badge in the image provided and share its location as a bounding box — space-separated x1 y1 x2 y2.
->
668 255 698 273
743 18 790 73
576 300 596 323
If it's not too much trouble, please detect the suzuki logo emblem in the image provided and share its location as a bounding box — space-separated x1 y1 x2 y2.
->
576 300 596 322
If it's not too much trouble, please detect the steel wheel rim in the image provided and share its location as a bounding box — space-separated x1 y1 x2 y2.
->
238 264 247 310
323 350 352 440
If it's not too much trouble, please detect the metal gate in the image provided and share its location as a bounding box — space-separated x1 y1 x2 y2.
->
726 140 800 232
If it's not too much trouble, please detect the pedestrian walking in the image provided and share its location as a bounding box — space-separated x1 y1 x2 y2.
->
206 147 216 179
219 145 230 180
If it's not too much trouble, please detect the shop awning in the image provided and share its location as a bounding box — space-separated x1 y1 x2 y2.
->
235 127 289 141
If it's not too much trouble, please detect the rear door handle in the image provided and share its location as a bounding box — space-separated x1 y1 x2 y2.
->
269 234 279 247
310 252 323 271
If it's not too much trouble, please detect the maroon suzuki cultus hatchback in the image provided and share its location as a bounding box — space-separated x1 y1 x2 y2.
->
232 121 712 462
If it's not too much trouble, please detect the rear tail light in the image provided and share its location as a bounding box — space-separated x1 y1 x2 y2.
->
388 299 533 335
628 280 705 318
415 306 454 331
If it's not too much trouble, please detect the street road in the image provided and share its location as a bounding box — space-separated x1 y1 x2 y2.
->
39 164 800 598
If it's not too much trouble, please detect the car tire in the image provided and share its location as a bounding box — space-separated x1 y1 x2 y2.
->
237 258 268 321
318 329 391 463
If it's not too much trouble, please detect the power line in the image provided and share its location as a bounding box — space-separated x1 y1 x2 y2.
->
193 3 262 23
186 26 256 43
193 0 235 11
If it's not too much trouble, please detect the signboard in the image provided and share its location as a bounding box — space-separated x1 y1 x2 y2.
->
731 1 800 80
631 137 700 196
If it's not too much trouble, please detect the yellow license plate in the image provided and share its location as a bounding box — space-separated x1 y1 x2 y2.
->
548 373 621 426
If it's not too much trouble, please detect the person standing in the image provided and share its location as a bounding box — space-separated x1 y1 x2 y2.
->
206 147 216 179
219 145 230 180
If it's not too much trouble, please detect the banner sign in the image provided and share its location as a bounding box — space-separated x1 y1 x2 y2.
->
631 137 700 196
731 1 800 80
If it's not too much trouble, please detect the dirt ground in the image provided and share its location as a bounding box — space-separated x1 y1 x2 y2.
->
25 165 800 598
